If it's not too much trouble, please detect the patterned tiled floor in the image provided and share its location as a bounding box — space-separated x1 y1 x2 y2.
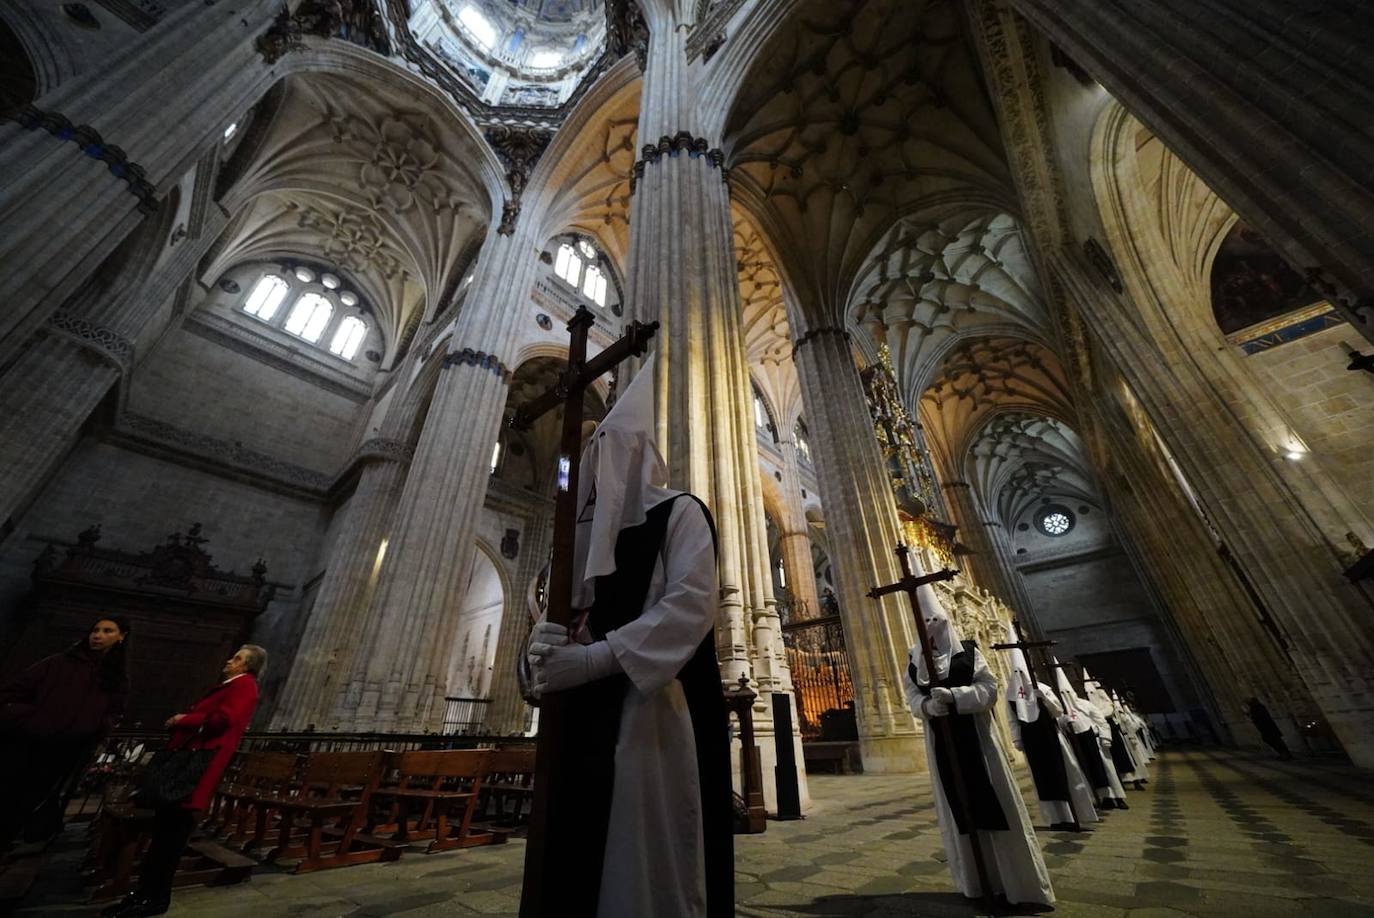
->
16 749 1374 916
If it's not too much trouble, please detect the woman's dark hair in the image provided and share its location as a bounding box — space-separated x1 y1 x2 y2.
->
69 616 132 694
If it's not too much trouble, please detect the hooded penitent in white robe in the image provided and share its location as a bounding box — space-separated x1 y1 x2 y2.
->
1080 699 1129 804
903 586 1054 906
527 355 731 918
1052 660 1124 806
1002 627 1098 829
1084 675 1146 784
1009 687 1101 829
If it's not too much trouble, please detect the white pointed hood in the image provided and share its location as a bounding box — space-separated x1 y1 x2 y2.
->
909 580 964 686
1004 621 1040 723
1053 657 1092 734
571 353 675 608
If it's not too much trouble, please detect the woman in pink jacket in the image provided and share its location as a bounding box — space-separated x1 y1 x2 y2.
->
104 644 266 918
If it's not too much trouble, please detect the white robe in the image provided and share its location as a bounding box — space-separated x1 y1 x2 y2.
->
1009 684 1100 827
904 649 1055 906
596 496 718 918
1082 703 1128 800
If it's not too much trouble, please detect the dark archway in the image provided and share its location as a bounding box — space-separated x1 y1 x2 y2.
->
0 18 38 121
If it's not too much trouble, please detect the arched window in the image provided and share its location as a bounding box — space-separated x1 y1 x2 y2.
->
243 274 290 321
554 243 582 288
582 264 607 307
284 293 334 343
794 418 813 465
754 393 770 431
328 316 368 359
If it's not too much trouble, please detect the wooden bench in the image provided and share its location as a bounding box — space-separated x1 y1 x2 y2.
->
258 751 403 873
211 752 299 851
803 742 857 775
371 750 498 853
477 748 536 828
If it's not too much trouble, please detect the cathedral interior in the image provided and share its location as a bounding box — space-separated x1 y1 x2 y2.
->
2 0 1373 915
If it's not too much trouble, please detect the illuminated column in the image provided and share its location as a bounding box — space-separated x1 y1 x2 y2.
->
776 438 822 621
334 218 543 732
626 2 805 804
485 507 553 735
792 326 924 773
270 446 410 729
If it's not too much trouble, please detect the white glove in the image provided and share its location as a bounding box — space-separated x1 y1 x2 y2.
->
531 640 620 695
930 687 954 710
527 620 569 667
922 696 952 718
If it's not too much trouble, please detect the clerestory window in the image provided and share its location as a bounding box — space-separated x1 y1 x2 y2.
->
243 274 290 321
555 243 582 288
284 293 334 343
329 316 367 360
582 264 607 307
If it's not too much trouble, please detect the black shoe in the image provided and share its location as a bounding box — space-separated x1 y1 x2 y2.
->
103 896 169 918
101 894 139 917
1114 798 1130 810
1133 780 1146 790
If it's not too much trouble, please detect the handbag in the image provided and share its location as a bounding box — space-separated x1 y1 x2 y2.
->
136 740 215 808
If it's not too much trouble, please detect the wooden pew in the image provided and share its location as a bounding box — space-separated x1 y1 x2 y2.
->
211 752 299 851
84 808 254 902
259 751 403 873
371 750 497 853
478 748 536 827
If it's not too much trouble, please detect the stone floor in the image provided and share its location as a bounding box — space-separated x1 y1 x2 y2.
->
15 748 1374 917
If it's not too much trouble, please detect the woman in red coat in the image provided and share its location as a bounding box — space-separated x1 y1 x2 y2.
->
105 644 265 918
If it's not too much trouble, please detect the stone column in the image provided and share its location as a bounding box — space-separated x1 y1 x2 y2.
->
332 219 544 732
0 201 226 527
485 505 552 736
792 327 923 772
269 444 411 729
0 0 280 365
776 439 822 621
625 2 803 803
1008 0 1374 332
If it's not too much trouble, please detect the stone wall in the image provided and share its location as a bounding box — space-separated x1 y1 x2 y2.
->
0 438 323 623
1245 326 1374 516
127 323 364 473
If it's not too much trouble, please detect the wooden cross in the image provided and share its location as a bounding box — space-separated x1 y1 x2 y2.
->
511 304 658 918
992 621 1084 832
866 544 1000 911
991 618 1055 689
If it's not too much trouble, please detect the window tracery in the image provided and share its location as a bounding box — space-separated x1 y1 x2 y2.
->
229 263 374 364
243 275 290 320
285 293 334 343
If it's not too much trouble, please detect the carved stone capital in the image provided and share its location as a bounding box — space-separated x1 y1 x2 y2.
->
45 311 136 372
442 347 512 383
629 132 728 195
14 106 159 213
790 325 850 357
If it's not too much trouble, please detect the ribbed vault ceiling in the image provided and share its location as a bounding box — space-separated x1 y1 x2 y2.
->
204 72 496 365
966 413 1100 531
723 0 1013 326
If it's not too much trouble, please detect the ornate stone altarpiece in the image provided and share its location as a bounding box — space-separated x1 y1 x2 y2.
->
2 524 275 728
